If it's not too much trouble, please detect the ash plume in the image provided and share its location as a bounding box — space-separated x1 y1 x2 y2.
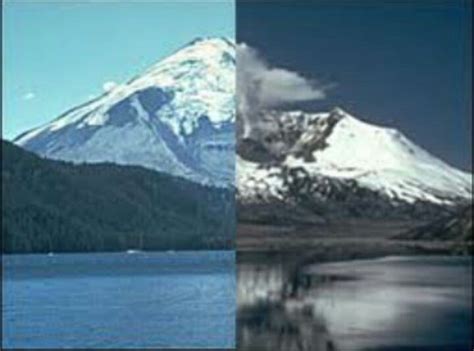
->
237 43 329 138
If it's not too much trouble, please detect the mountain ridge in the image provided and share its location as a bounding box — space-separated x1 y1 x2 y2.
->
237 107 471 221
14 37 236 186
11 37 471 221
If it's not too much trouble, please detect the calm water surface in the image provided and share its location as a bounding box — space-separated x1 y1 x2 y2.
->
305 256 473 351
237 254 472 351
2 251 235 349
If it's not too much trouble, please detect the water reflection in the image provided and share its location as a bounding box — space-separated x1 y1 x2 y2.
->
237 252 338 351
237 253 472 351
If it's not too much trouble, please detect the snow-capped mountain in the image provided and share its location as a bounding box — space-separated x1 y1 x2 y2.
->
13 36 471 219
237 108 472 219
14 37 235 185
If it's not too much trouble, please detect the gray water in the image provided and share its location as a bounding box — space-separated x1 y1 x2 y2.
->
237 255 472 351
2 251 235 349
305 256 472 350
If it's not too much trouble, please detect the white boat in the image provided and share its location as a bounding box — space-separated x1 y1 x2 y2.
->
126 249 141 255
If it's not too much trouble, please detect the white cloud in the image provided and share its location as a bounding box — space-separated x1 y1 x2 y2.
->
103 81 118 92
237 43 330 138
22 92 36 101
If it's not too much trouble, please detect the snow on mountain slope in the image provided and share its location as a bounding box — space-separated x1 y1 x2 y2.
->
238 108 472 212
14 37 235 185
13 36 471 213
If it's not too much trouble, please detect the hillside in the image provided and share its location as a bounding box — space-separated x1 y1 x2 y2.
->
2 140 235 253
393 205 473 254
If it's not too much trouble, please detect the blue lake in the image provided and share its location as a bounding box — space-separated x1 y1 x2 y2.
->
2 250 235 349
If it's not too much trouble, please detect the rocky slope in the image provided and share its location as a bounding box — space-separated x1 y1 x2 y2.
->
395 205 472 242
237 108 472 221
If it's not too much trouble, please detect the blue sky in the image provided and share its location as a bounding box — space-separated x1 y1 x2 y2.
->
238 0 472 171
2 0 234 140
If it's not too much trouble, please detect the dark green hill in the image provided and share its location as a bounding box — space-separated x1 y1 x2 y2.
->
2 140 235 253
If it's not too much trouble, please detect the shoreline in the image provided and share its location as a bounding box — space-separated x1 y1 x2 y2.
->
237 219 472 267
1 248 235 256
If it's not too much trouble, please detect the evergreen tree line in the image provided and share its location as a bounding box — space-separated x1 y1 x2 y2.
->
2 140 235 253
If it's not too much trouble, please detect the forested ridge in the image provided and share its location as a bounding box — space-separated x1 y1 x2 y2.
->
2 140 235 253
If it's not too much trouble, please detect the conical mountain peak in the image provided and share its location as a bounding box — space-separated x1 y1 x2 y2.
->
15 37 236 186
155 36 235 69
